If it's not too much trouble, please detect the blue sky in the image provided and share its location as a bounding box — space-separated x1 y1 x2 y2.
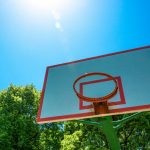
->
0 0 150 91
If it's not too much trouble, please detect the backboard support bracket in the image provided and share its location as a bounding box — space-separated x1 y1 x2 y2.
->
74 112 143 150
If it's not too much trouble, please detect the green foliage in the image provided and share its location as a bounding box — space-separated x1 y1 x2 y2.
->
39 123 63 150
61 130 82 150
118 112 150 149
62 121 109 149
0 85 63 150
61 114 150 150
0 85 40 150
0 85 149 150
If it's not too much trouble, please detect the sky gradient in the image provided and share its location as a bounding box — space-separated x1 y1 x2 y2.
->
0 0 150 90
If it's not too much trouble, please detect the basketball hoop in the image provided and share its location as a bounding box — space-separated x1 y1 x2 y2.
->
73 72 118 114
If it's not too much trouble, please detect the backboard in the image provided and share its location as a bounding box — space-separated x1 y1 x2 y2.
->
37 46 150 124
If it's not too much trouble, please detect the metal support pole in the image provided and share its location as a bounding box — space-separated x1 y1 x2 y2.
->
74 112 143 149
100 116 121 150
94 101 120 149
74 116 121 149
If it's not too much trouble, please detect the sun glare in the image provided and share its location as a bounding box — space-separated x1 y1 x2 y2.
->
15 0 80 31
17 0 75 16
26 0 60 12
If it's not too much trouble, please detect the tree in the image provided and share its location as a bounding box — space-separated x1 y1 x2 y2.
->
0 84 63 150
39 123 63 150
0 85 149 149
0 85 40 149
61 113 150 150
61 121 108 150
117 112 150 149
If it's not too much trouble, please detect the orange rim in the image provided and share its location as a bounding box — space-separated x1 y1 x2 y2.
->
73 72 118 103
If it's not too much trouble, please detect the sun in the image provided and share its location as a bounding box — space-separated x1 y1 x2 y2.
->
16 0 76 16
15 0 79 30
